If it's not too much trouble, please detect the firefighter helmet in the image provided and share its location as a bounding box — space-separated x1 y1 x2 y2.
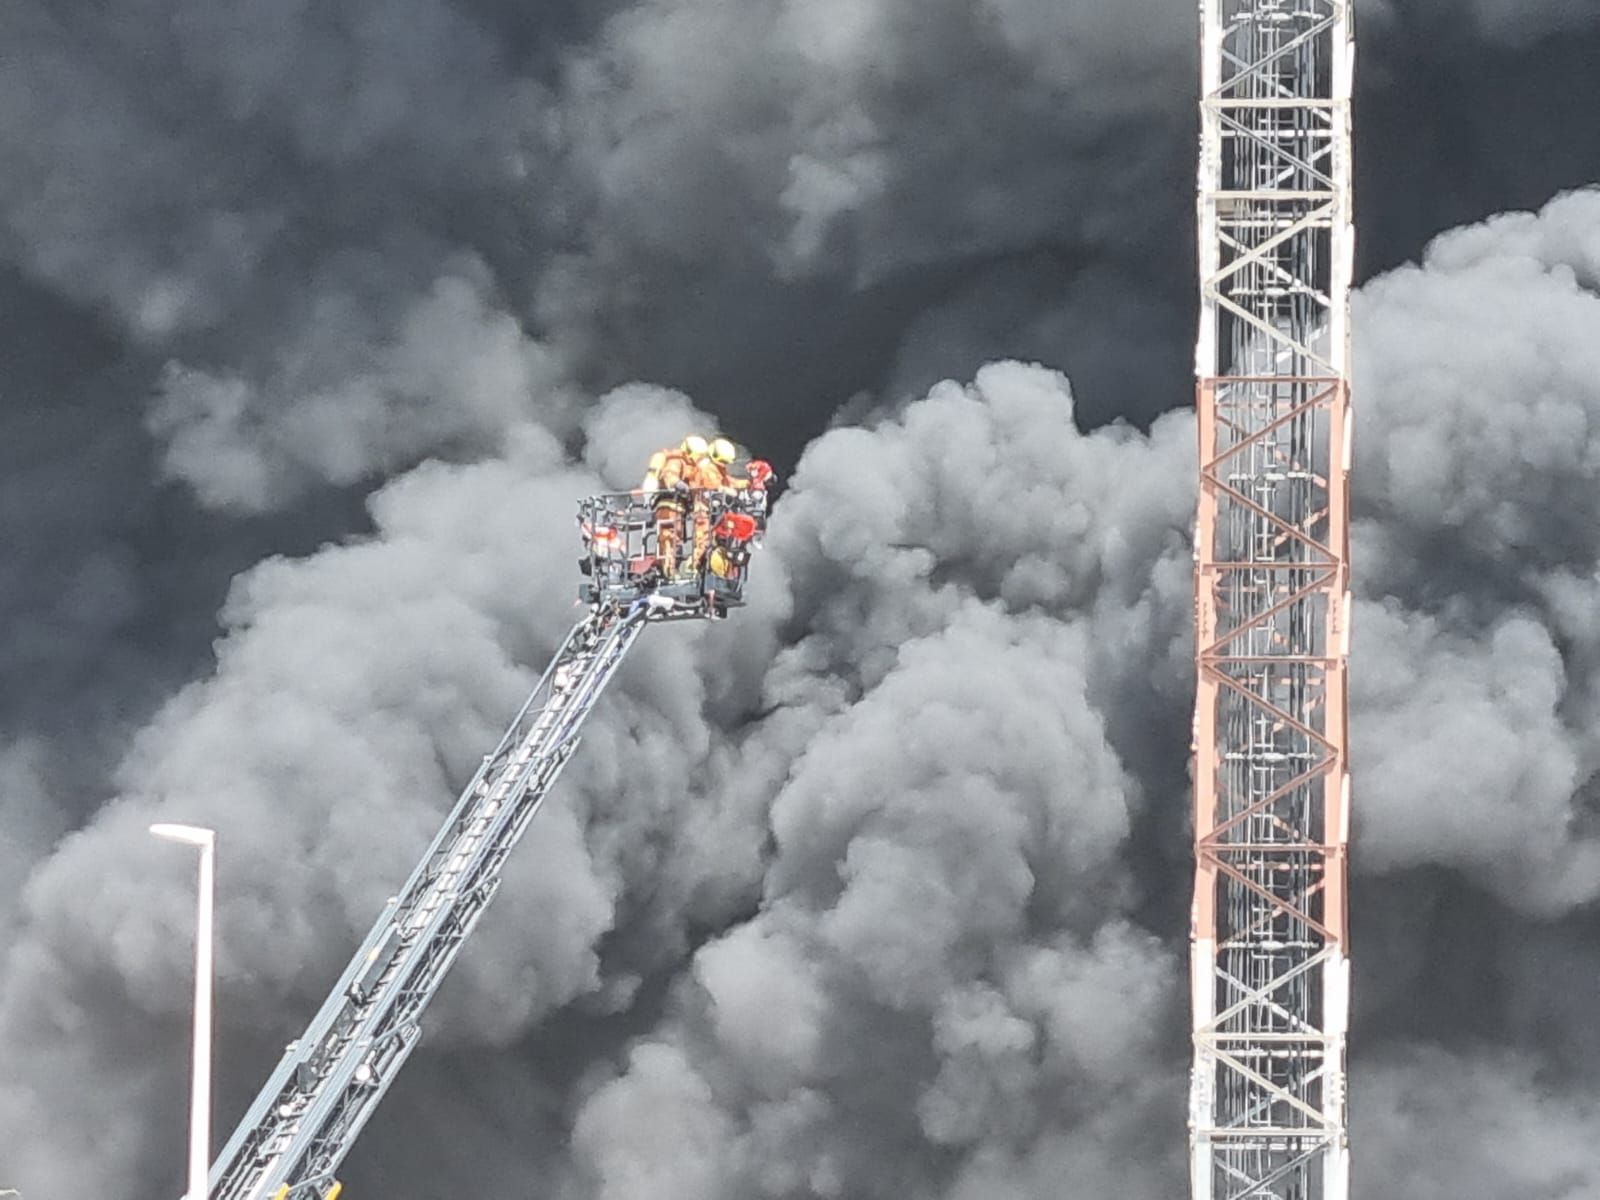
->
681 435 709 457
709 437 736 464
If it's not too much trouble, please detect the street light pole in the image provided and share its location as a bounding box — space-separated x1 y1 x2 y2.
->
151 824 216 1200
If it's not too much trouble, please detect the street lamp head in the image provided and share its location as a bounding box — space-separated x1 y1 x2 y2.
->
150 823 215 849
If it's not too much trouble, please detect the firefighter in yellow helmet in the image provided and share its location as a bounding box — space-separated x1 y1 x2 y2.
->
708 437 737 470
641 435 709 579
642 435 708 492
686 436 745 570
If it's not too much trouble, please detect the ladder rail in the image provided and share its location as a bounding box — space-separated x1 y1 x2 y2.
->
208 659 573 1184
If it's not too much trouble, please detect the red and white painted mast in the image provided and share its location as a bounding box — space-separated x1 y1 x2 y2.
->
1191 2 1353 1198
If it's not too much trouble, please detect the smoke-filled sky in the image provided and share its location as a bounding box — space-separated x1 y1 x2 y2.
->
3 1 1600 1197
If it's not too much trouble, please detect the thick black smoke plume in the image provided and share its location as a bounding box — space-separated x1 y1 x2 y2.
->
3 1 1600 1197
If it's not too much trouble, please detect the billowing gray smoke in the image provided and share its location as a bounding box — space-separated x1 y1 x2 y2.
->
1353 188 1600 911
0 362 1198 1196
4 1 1600 1197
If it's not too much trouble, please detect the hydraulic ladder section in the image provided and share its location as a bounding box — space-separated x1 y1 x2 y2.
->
208 605 649 1200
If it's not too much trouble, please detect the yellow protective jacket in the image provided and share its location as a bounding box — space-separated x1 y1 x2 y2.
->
642 448 693 493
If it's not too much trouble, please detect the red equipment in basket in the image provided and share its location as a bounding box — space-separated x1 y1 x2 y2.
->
714 511 759 543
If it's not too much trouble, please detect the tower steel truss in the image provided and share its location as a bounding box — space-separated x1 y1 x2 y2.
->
1190 3 1353 1200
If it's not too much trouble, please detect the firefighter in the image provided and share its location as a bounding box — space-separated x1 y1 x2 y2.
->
685 438 739 490
699 440 774 494
642 435 707 579
642 435 707 492
687 437 743 570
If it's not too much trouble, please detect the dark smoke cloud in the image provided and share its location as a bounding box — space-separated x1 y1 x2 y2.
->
0 742 60 937
550 0 1192 289
537 0 1197 445
3 1 567 511
4 1 1600 1197
1357 1049 1600 1198
1362 0 1600 48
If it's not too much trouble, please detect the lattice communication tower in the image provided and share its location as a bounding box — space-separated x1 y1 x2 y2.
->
1190 3 1353 1199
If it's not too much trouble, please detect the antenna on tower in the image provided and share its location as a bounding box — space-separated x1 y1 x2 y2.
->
1190 2 1354 1198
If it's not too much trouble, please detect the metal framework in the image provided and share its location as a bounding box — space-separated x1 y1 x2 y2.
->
208 489 769 1200
1190 3 1353 1199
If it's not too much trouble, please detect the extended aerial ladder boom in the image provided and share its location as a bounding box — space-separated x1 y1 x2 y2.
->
209 607 643 1200
208 487 769 1200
